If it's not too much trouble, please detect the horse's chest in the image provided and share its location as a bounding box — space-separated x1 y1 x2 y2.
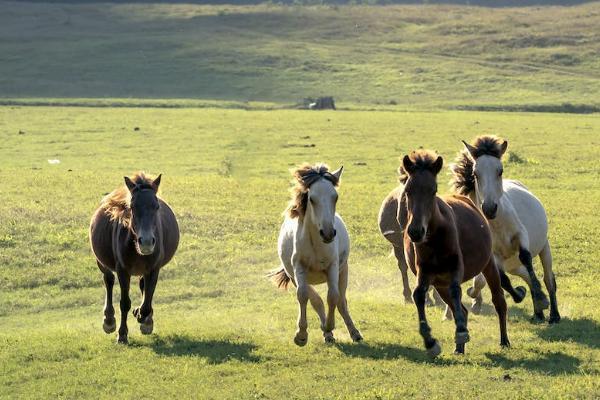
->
303 253 334 272
491 228 519 260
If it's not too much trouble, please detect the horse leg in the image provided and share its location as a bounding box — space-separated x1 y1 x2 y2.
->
540 242 560 324
97 261 116 334
512 264 544 322
393 246 412 304
413 274 440 357
293 267 310 346
133 269 159 335
116 267 131 344
448 277 470 354
337 264 362 342
519 247 550 314
466 273 487 315
307 285 326 331
435 287 469 354
323 263 340 343
482 260 510 347
498 268 527 304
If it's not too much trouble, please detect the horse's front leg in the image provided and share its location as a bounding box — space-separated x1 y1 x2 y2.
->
449 271 470 354
293 264 310 347
97 261 116 334
393 246 412 304
337 263 362 342
116 267 131 344
413 273 440 357
323 262 340 343
133 269 159 335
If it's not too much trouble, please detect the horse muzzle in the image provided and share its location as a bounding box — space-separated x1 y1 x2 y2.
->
407 225 426 243
137 236 156 255
482 202 498 220
319 228 336 244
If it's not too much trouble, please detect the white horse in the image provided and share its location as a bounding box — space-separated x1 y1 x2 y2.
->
270 163 363 345
450 136 560 323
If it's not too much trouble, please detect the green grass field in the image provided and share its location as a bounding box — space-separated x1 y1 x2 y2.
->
1 1 600 398
1 106 599 398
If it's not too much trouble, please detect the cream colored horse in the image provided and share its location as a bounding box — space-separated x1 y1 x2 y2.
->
271 163 363 346
451 136 559 323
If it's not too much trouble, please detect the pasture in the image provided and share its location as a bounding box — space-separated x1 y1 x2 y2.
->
1 106 599 398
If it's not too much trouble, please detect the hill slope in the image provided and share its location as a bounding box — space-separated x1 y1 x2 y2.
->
1 1 599 108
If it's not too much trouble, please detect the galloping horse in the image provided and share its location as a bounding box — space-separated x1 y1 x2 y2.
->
401 150 510 356
90 172 180 344
271 163 362 346
451 136 559 323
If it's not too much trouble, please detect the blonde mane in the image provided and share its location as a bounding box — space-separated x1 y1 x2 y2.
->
99 172 159 228
285 163 339 219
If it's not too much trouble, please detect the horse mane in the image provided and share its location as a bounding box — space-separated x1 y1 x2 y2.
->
99 172 159 228
285 163 339 219
398 149 440 182
449 135 505 195
450 151 475 195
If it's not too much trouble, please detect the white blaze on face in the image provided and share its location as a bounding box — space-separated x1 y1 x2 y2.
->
307 179 338 242
473 155 504 216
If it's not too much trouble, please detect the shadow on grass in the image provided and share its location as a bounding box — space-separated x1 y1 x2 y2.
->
485 351 581 375
140 334 262 364
535 317 600 349
336 342 462 365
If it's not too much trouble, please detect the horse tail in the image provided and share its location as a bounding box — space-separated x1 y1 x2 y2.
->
267 267 292 290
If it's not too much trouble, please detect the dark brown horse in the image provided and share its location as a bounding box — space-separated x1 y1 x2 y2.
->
400 150 509 356
89 172 179 344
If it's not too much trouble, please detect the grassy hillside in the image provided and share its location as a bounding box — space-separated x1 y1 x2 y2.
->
1 1 599 108
0 105 599 398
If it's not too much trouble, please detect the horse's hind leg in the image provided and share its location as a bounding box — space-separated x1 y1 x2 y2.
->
482 260 510 347
466 273 487 315
323 263 340 344
337 264 362 342
434 287 469 354
393 246 412 304
540 242 560 324
116 267 131 344
133 269 159 335
97 261 116 334
413 274 441 357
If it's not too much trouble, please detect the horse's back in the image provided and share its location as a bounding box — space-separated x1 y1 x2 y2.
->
444 195 493 281
378 186 404 247
89 207 116 270
503 180 548 255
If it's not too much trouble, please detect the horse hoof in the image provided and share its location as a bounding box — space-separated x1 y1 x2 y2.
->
140 320 154 335
403 295 413 305
514 286 527 303
471 302 482 315
455 331 470 345
454 343 465 355
117 335 128 345
294 334 308 347
531 312 545 324
548 314 561 324
534 294 550 311
323 332 335 344
103 319 116 334
466 287 476 299
500 339 511 348
351 331 363 343
426 340 442 358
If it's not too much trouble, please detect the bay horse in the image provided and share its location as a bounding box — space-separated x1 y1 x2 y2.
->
89 172 179 344
401 150 510 356
451 135 559 323
271 163 362 346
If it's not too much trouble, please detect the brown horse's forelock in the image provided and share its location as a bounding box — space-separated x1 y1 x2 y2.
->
450 150 475 196
285 163 339 219
399 149 442 184
100 172 159 228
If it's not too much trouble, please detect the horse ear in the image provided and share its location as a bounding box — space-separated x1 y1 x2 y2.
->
432 156 444 175
500 140 508 156
402 155 414 174
331 166 343 181
124 176 136 192
462 140 477 159
152 174 162 191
